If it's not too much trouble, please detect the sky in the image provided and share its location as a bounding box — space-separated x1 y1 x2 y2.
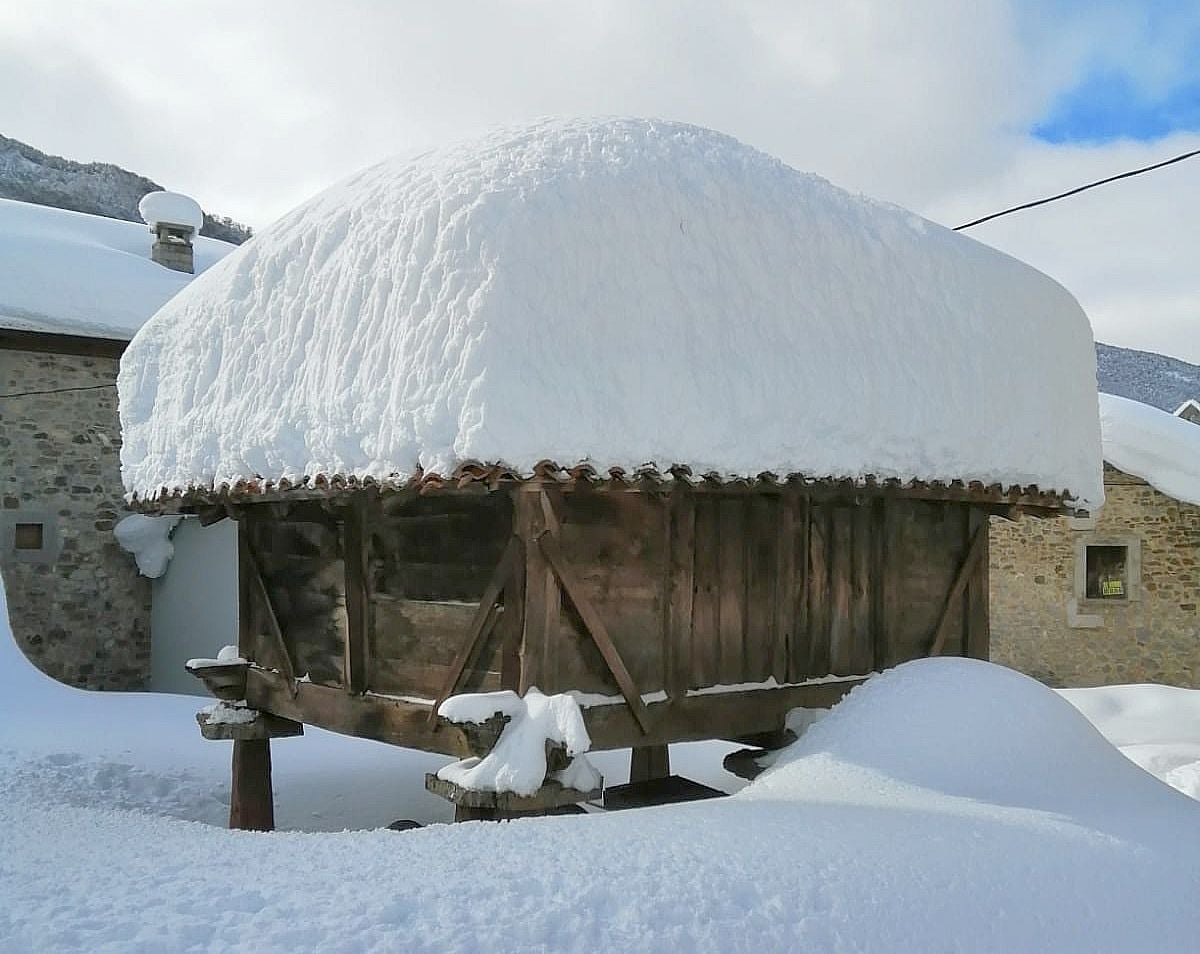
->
0 0 1197 362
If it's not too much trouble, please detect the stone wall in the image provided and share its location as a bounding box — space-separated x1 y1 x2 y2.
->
991 468 1200 687
0 346 150 688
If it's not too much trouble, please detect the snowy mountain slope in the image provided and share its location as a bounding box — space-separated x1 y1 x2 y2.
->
1096 342 1200 412
0 132 251 244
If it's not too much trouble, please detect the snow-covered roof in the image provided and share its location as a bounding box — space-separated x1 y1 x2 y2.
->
118 118 1104 505
1174 398 1200 420
0 197 234 340
138 191 204 233
1100 393 1200 506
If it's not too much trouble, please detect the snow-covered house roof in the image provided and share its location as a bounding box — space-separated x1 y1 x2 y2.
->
118 118 1104 506
1174 399 1200 424
1100 393 1200 507
0 197 234 340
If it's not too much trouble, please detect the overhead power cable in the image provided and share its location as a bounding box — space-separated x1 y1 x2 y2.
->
954 146 1200 230
0 382 116 399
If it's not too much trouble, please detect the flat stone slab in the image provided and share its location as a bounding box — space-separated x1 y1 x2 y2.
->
425 773 601 812
196 709 303 742
603 774 726 811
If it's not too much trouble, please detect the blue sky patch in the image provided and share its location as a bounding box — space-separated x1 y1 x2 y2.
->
1035 69 1200 144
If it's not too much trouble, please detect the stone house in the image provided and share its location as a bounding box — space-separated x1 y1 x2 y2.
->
0 196 234 689
991 393 1200 687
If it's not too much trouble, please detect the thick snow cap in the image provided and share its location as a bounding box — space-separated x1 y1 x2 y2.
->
1100 393 1200 506
137 191 204 233
119 118 1104 505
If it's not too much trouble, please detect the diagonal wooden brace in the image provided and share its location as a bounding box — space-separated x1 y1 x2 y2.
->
537 529 652 734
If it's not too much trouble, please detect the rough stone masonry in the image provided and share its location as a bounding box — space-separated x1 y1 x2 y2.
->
0 346 150 689
991 466 1200 688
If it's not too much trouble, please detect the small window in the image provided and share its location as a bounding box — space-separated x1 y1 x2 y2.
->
1085 544 1128 600
13 523 44 550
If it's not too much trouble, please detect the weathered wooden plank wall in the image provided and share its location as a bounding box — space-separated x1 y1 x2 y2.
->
235 487 990 740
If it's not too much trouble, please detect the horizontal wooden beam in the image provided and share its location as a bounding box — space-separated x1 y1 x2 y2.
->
581 679 863 750
244 667 475 757
245 665 862 755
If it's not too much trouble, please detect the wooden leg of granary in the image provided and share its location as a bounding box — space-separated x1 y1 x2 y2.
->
230 739 275 831
629 744 670 784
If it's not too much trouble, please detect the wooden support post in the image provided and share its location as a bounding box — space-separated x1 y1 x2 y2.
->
229 739 275 831
629 744 670 784
966 509 990 660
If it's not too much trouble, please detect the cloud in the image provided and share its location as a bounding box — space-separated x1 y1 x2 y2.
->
0 1 1196 362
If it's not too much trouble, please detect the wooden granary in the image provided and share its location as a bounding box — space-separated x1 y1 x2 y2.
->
121 119 1104 826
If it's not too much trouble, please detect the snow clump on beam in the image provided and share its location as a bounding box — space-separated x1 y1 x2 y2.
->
118 117 1104 506
137 191 204 232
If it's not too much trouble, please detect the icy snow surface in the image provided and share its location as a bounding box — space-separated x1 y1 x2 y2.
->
118 118 1103 506
437 689 598 796
5 570 1200 951
137 190 204 232
1099 392 1200 506
113 514 182 578
0 197 234 339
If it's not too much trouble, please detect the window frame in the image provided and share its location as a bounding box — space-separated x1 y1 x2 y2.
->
1073 533 1142 607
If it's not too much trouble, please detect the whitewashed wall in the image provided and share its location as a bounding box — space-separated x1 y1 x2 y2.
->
150 517 238 695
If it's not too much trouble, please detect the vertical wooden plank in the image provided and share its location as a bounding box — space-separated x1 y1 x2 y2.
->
717 497 746 684
229 739 274 831
806 503 831 676
772 494 795 682
828 507 853 675
745 495 777 684
879 500 903 669
690 497 721 688
342 498 370 694
966 508 990 660
666 491 695 699
499 534 526 691
871 498 888 672
236 515 255 660
850 505 873 673
788 494 811 682
517 489 558 694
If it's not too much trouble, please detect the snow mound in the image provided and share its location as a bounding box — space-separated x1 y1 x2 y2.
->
118 117 1103 505
437 688 599 796
1099 392 1200 505
0 198 234 339
752 657 1180 817
137 190 204 232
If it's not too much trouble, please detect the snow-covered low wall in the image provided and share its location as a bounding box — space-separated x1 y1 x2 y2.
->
119 118 1104 507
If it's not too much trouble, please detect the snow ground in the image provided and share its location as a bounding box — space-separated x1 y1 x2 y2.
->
2 575 1199 951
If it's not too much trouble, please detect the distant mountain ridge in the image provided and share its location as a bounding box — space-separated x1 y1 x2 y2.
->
1096 342 1199 413
0 133 250 244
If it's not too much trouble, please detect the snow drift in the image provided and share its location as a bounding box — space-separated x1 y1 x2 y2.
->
1099 392 1200 505
0 197 233 339
118 118 1103 506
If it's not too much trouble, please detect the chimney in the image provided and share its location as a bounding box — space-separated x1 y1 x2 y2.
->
138 191 203 274
151 221 195 274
